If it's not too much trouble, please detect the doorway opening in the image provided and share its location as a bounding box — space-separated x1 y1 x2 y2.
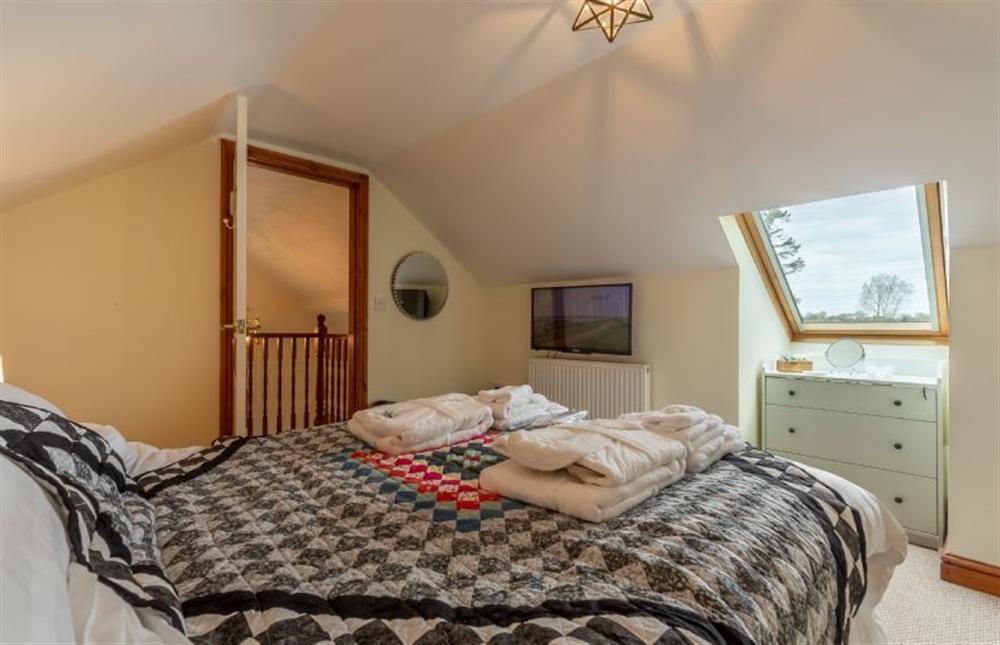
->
219 141 368 436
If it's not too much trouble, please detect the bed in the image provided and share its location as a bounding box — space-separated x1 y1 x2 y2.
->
0 396 907 644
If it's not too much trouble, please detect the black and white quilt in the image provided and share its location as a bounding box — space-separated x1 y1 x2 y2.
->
0 401 185 632
139 424 868 645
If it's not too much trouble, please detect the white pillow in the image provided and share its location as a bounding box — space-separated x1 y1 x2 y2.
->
0 382 64 416
81 423 202 477
0 456 77 643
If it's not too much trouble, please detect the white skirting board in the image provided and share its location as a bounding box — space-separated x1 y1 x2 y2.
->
528 358 651 419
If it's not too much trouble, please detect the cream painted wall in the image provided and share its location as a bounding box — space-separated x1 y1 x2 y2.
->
482 271 740 424
239 140 488 404
0 139 219 447
248 262 345 334
947 244 999 566
367 176 485 402
721 217 790 445
1 137 488 446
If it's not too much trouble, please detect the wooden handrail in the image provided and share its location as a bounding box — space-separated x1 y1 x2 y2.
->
244 314 350 436
250 331 348 339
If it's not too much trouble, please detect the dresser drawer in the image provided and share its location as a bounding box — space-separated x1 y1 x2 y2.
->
765 405 936 477
765 376 937 422
772 451 937 535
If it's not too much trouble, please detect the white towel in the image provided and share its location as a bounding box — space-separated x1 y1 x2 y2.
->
351 393 491 439
492 420 687 487
476 385 534 417
621 408 722 454
348 417 492 455
620 404 706 433
479 458 685 523
492 400 569 431
687 425 744 473
479 387 569 430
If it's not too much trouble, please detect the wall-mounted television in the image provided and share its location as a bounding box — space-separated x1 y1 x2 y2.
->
531 283 632 356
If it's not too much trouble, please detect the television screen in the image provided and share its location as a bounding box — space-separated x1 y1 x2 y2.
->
531 283 632 355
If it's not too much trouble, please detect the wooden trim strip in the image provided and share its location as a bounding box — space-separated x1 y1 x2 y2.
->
735 212 796 338
924 182 950 335
350 176 370 412
941 552 1000 597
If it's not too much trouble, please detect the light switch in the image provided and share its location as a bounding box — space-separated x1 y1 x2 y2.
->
373 295 387 312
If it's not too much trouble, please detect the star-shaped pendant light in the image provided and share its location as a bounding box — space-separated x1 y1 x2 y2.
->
572 0 654 43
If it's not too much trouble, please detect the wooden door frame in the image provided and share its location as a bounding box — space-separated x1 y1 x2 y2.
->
219 139 369 436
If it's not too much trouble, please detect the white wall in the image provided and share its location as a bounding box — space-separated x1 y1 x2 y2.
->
483 270 740 424
947 244 999 566
721 217 790 444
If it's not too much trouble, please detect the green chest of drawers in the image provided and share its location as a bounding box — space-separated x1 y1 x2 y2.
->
763 370 944 547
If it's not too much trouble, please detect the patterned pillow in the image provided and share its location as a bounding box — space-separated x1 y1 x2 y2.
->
0 400 185 633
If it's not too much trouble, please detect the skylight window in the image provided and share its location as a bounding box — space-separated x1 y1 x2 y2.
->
737 183 948 341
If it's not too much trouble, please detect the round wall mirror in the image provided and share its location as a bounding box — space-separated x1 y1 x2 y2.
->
392 252 449 320
826 338 865 370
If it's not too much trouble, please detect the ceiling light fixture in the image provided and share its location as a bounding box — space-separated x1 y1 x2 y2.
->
572 0 653 43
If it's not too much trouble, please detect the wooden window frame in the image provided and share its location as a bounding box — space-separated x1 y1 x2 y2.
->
735 182 949 344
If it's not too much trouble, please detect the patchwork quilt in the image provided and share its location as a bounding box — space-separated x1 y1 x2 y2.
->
140 424 868 645
0 402 184 631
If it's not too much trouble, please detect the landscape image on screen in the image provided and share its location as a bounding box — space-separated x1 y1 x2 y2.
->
532 285 631 354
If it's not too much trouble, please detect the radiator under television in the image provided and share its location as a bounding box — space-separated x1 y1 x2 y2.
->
528 358 651 419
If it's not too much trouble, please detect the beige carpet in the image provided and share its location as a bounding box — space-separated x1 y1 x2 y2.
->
876 545 999 644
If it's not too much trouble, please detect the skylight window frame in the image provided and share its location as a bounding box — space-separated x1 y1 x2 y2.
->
735 182 949 343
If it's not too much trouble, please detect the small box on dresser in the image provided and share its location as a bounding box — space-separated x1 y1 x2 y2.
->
762 367 944 547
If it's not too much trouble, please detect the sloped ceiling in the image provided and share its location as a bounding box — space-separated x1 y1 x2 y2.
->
0 1 328 210
3 1 997 285
247 165 350 309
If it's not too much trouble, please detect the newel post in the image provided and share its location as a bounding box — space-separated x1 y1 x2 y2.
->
314 314 328 425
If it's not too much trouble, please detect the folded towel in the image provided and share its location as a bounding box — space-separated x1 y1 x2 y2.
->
348 417 491 455
476 385 534 417
620 408 722 454
687 425 744 473
492 400 569 431
480 458 685 523
352 393 491 439
689 420 726 451
620 405 706 433
493 420 687 487
479 387 570 430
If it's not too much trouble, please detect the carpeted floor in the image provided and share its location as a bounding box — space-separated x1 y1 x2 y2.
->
876 545 999 644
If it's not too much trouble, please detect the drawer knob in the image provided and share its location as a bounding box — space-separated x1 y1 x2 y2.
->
787 427 796 434
894 442 903 450
893 400 903 407
788 390 796 396
894 496 904 504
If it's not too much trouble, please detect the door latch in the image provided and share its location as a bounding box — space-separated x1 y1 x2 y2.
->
222 319 248 334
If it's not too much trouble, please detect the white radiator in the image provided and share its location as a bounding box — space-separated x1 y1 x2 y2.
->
528 358 651 418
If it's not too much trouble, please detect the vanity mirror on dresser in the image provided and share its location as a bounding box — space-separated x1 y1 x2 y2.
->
762 367 944 547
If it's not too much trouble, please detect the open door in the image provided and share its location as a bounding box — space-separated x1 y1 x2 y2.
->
219 119 368 437
220 96 249 436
